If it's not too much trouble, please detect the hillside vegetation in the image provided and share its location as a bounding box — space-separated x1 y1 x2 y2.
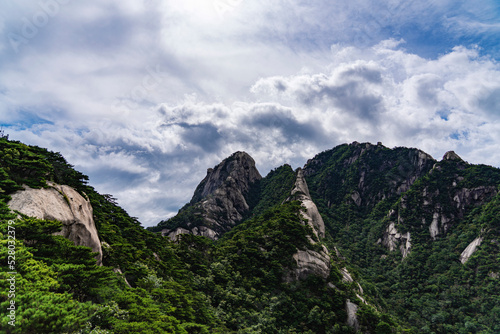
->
1 138 500 333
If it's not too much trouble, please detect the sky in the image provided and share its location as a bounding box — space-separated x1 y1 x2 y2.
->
1 0 500 226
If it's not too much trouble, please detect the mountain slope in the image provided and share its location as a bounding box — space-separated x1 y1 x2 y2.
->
2 136 500 333
298 142 500 333
0 137 218 333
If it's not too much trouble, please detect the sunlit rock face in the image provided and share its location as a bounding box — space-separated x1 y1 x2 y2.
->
285 169 331 281
288 168 325 239
8 181 103 265
459 237 483 264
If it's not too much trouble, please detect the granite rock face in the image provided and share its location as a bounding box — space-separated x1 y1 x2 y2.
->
164 151 262 240
346 300 360 332
459 237 483 264
288 168 325 239
380 150 498 259
285 169 330 281
381 218 412 259
287 247 331 281
303 142 435 209
8 182 103 265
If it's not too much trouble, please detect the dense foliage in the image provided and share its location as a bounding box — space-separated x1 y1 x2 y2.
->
2 138 499 333
0 138 396 333
0 138 216 333
304 142 500 333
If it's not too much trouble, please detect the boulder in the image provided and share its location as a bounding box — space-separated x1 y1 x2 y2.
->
346 299 360 331
8 181 103 265
285 246 331 281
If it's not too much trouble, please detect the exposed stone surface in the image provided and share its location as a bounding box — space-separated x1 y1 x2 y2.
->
285 169 331 281
382 169 497 256
346 300 360 331
286 247 331 281
459 237 483 264
453 187 497 213
429 212 440 239
8 182 103 265
381 220 411 259
303 142 435 209
163 226 218 241
288 168 325 239
194 152 261 235
162 227 192 241
164 151 262 240
341 268 354 283
443 151 463 161
192 151 262 203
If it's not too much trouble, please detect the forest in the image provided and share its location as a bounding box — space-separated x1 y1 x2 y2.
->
1 137 499 333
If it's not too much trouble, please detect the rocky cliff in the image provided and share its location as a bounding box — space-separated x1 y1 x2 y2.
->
380 151 498 258
161 151 262 240
8 181 103 265
285 168 330 281
303 142 435 210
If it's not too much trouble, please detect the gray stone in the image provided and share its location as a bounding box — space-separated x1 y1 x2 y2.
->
459 237 483 264
167 151 262 240
8 182 103 265
286 247 331 281
346 300 360 331
288 168 325 239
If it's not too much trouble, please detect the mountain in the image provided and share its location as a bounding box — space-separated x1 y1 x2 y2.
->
1 136 500 333
154 151 262 240
154 141 500 333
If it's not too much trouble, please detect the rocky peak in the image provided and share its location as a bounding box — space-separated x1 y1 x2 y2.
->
303 142 436 210
442 151 463 162
285 168 329 281
288 168 325 239
163 152 262 240
191 151 261 203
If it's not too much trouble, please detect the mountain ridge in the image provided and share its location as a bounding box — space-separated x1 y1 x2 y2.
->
2 137 500 333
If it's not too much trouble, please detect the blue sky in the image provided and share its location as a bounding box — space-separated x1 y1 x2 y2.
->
1 0 500 226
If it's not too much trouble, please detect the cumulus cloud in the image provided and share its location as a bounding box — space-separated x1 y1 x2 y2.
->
1 1 500 226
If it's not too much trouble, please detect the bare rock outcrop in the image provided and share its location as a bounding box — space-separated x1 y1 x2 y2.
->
285 169 330 281
381 212 412 259
8 182 103 265
163 226 218 241
459 237 483 264
288 168 325 239
286 247 331 281
303 142 435 209
442 151 463 161
164 151 262 240
346 299 360 331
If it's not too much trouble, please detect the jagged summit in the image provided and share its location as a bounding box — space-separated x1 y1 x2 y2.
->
287 168 325 239
191 151 261 203
160 151 262 240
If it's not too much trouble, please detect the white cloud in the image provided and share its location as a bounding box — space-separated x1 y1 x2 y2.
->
2 1 500 226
